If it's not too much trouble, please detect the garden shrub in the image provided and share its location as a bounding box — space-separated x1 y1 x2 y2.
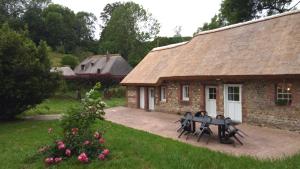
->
0 24 60 120
40 83 109 165
104 86 126 99
61 54 79 69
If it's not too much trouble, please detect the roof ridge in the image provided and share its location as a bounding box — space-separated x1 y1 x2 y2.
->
149 10 299 53
195 9 300 37
151 41 188 52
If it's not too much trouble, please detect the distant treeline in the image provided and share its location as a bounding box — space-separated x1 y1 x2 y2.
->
0 0 191 67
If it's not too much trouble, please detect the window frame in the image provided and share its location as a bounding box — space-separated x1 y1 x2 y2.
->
160 86 166 102
276 83 292 105
182 85 190 101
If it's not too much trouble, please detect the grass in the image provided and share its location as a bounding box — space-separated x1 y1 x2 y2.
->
24 97 81 116
23 96 125 116
104 97 126 108
49 51 64 67
0 120 300 169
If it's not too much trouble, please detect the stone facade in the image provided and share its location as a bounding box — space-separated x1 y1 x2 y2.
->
243 80 300 131
126 86 138 108
125 79 300 131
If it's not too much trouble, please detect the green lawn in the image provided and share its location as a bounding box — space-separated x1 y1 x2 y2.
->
0 120 300 169
23 97 125 116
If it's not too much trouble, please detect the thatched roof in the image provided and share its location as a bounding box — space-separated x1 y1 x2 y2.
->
121 10 300 85
50 66 75 77
74 54 132 76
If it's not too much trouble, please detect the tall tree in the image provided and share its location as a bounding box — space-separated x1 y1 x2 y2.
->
0 24 60 119
22 0 50 44
99 2 160 66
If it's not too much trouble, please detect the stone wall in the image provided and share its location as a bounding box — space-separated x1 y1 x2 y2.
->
126 79 300 131
243 80 300 131
154 81 204 114
126 86 138 108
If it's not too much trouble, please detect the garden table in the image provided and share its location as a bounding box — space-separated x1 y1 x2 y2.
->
186 116 233 143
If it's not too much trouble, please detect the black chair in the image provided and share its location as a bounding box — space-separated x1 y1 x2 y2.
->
224 118 245 145
195 111 207 117
216 114 224 119
177 112 193 138
197 116 213 144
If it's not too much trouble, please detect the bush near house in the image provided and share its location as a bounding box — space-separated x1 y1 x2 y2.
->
0 24 60 120
61 54 79 69
40 83 110 165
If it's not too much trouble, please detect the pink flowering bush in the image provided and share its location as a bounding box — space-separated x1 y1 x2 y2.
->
39 83 110 165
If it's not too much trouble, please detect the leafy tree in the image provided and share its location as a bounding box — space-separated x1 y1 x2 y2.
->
42 4 77 52
195 0 297 33
74 12 98 53
0 24 60 119
22 0 50 44
61 54 79 69
194 14 225 34
0 0 28 29
99 2 160 65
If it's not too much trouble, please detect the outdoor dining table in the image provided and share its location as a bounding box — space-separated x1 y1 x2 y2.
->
190 116 233 143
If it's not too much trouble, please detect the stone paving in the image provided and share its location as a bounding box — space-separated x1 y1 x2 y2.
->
105 106 300 159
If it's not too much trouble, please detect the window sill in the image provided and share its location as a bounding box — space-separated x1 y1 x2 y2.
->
180 100 191 105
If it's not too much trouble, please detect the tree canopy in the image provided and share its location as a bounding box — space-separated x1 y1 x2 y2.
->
99 2 160 66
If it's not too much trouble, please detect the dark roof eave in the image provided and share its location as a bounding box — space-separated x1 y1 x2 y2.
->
121 74 300 86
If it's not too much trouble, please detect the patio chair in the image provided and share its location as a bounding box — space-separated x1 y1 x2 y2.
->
197 116 213 144
224 118 245 145
195 111 207 117
178 113 193 139
177 112 193 133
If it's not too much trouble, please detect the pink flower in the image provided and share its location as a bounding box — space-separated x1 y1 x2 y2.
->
48 128 53 134
71 128 78 135
83 140 90 145
102 149 110 156
54 157 62 163
57 141 65 150
98 153 105 160
65 149 71 157
99 138 105 144
45 157 54 164
94 132 101 139
78 153 89 163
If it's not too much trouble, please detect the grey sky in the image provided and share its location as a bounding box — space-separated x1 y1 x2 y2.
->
52 0 300 39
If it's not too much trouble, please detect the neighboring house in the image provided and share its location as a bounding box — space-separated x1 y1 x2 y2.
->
74 54 132 81
121 11 300 131
50 66 76 78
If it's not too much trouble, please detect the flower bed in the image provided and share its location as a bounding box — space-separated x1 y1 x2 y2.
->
39 83 110 165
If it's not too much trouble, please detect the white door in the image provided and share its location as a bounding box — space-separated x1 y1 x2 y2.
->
205 86 217 117
139 87 145 109
148 88 155 111
224 84 242 122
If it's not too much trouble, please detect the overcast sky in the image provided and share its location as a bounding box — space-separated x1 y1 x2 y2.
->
52 0 300 39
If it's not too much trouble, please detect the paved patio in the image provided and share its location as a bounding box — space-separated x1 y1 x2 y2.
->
105 106 300 159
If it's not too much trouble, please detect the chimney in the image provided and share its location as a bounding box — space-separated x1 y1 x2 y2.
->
106 51 110 62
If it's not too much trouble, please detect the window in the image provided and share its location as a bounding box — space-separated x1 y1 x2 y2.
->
161 87 166 102
228 86 240 101
276 83 292 105
208 88 216 99
81 65 85 70
182 85 189 101
91 62 94 66
97 69 101 74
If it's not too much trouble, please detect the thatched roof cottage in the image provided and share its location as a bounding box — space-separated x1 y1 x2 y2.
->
121 10 300 131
